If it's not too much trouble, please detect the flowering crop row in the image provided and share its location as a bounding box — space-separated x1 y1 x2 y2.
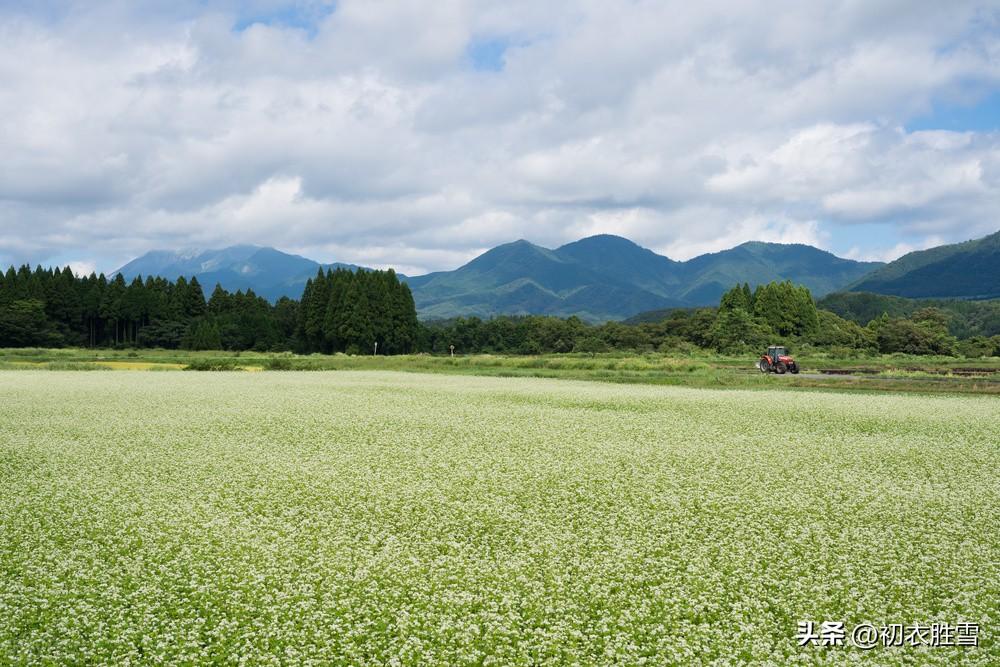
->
1 371 997 664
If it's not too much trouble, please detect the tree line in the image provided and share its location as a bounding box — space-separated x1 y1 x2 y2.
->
422 281 1000 357
0 265 418 354
2 264 998 357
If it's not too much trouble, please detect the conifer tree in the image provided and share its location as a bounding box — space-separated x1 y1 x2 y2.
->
303 269 329 351
338 273 374 355
208 284 230 315
185 277 207 319
322 269 349 352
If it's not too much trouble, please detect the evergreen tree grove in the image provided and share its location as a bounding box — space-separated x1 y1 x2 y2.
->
296 267 418 354
0 265 420 354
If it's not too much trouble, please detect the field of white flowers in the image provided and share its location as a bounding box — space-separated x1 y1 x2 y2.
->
1 371 997 664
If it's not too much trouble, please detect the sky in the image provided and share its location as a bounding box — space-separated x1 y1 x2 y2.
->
1 1 999 277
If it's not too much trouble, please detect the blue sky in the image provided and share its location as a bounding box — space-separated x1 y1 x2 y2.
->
232 2 337 36
907 90 1000 132
0 1 998 276
465 38 510 72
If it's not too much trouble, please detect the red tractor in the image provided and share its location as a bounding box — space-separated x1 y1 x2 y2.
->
758 345 799 374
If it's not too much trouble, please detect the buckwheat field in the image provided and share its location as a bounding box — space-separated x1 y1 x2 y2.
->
1 371 997 665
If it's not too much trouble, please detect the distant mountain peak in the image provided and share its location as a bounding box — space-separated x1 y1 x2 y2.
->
113 245 366 302
558 233 674 256
733 240 807 251
571 233 639 244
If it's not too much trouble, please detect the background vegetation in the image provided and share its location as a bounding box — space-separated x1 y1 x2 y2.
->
2 264 998 358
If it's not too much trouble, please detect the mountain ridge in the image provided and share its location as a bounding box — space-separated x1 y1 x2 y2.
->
847 230 1000 299
113 234 883 321
114 246 366 303
405 235 883 320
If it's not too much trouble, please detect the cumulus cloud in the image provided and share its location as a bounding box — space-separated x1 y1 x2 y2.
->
0 0 998 273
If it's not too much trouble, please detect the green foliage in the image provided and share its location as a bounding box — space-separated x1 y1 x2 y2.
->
874 317 957 355
819 292 914 324
856 305 960 355
0 299 64 347
572 336 609 353
135 321 187 349
707 307 773 353
911 307 950 330
185 320 223 351
819 291 1000 339
182 357 243 371
810 310 874 350
718 283 753 312
751 281 818 337
956 335 1000 358
263 356 294 370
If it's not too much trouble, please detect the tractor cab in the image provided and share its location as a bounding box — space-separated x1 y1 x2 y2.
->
767 346 786 364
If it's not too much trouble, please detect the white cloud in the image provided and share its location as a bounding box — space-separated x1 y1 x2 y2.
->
843 236 947 263
658 212 828 261
0 0 998 274
67 261 97 277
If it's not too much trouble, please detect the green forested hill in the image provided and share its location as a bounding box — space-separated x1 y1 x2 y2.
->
818 291 1000 338
406 236 880 321
406 238 689 321
848 230 1000 298
674 242 881 304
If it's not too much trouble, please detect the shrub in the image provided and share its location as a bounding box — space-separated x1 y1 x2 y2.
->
183 358 242 371
264 357 294 370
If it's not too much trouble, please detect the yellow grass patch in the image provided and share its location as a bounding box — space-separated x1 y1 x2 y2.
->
92 361 186 371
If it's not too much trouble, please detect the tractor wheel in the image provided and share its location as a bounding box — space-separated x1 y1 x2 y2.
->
790 363 800 374
775 361 787 374
758 359 770 373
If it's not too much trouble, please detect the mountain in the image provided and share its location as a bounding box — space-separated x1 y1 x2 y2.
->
554 234 684 297
406 238 686 321
847 230 1000 299
676 242 883 305
112 235 882 321
113 246 364 302
405 235 880 321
